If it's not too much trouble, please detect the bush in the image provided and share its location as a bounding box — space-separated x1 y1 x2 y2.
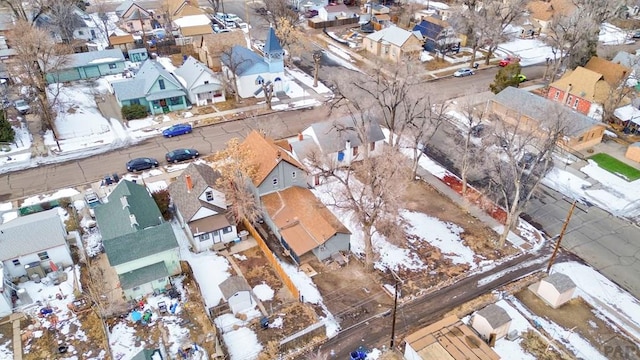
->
121 104 148 120
152 189 172 220
0 111 15 143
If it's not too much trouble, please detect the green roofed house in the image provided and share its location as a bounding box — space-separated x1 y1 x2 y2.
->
45 49 126 83
95 180 180 300
111 59 188 115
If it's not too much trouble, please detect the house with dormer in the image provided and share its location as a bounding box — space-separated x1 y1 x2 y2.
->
241 130 351 264
95 180 180 300
112 59 188 115
168 163 237 252
116 1 155 32
175 56 225 105
221 27 285 98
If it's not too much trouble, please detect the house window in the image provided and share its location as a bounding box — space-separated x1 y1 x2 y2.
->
169 97 181 106
370 142 376 151
272 177 278 186
255 76 264 85
223 226 233 234
573 98 579 109
566 95 573 105
159 79 166 89
384 45 389 54
206 191 214 201
38 251 49 260
109 63 117 69
199 233 211 241
553 91 560 100
12 259 20 266
353 146 359 156
212 229 220 237
292 171 297 179
204 80 209 84
78 30 84 36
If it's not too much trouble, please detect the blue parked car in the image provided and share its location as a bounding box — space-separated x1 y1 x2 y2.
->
162 123 192 137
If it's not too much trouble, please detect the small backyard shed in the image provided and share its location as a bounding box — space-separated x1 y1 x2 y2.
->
626 142 640 163
529 272 576 308
219 276 254 314
471 304 512 341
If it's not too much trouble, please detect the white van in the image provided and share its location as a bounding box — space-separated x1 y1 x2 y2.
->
236 21 249 33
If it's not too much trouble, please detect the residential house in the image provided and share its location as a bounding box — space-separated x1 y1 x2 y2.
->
412 17 463 53
175 56 225 105
626 142 640 162
1 264 12 317
166 0 204 18
290 117 386 185
192 31 246 70
291 0 327 12
371 14 392 30
527 0 577 32
45 49 126 83
168 163 237 253
318 4 351 21
261 186 351 264
112 59 188 115
116 1 155 32
172 14 213 39
34 7 101 44
218 276 254 314
95 180 180 300
404 315 500 360
363 26 423 62
491 87 606 152
584 56 630 87
221 27 285 98
529 272 576 308
471 304 512 341
109 33 136 52
0 208 73 279
128 48 150 63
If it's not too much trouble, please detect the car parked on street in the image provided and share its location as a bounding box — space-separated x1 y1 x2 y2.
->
162 123 192 137
453 68 475 77
499 56 520 67
515 74 527 83
126 157 159 172
14 99 30 114
166 148 199 163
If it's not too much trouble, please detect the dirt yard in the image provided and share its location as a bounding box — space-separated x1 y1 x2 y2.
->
0 321 13 357
515 290 640 360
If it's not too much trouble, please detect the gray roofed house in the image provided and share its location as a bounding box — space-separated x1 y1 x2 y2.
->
95 180 163 241
530 272 577 308
472 303 512 340
219 275 254 314
544 272 576 293
0 208 74 278
174 56 225 105
490 87 606 151
475 304 511 328
363 25 423 63
111 59 189 115
45 49 126 83
167 163 237 252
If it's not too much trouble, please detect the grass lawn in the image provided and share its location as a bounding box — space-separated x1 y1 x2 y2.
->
589 153 640 181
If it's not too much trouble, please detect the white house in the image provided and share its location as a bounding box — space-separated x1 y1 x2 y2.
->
219 276 254 314
175 56 225 105
168 163 238 253
318 4 351 21
471 304 512 341
1 264 13 317
221 27 285 98
72 7 101 42
0 208 73 279
529 272 576 308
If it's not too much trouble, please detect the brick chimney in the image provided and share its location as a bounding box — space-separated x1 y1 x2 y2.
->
185 174 193 193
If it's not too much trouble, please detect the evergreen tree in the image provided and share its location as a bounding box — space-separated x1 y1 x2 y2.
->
489 63 522 94
0 111 15 143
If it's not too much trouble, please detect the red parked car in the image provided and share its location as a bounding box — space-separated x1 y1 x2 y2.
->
499 56 520 67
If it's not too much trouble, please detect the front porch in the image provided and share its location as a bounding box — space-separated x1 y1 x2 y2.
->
148 92 188 115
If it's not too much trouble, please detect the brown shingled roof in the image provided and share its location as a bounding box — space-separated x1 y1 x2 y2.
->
261 187 350 257
109 34 134 45
241 130 305 187
584 56 630 86
180 24 213 36
550 67 608 102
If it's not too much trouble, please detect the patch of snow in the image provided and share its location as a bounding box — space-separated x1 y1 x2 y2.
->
21 188 80 206
252 283 274 301
222 327 263 360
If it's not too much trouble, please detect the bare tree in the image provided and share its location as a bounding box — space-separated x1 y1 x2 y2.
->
481 0 527 65
0 0 48 23
92 0 116 48
485 105 570 247
275 17 309 61
602 65 635 123
10 20 72 151
449 1 491 67
48 0 82 44
221 46 252 102
255 0 300 29
207 0 223 14
405 97 447 179
261 81 275 110
210 138 262 224
455 99 488 195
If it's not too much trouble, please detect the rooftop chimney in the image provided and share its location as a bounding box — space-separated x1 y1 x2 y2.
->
298 133 304 141
185 174 193 193
276 150 282 160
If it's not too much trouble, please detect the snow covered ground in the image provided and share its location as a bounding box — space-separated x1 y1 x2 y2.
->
496 37 556 66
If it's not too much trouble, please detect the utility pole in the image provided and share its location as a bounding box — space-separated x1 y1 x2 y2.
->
546 200 577 273
389 270 402 349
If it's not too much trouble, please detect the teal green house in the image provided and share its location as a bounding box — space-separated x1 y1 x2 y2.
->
112 60 188 115
46 49 126 83
95 180 181 300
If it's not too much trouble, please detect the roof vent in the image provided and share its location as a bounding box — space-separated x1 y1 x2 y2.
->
120 196 130 209
129 214 139 229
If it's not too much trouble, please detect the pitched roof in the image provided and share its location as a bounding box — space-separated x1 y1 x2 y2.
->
94 180 163 241
527 0 576 21
112 60 186 101
611 51 638 69
475 304 511 328
168 163 225 222
241 130 305 186
173 14 211 27
493 87 602 137
126 7 151 20
549 66 608 102
103 222 178 266
0 209 67 261
366 25 419 47
264 27 283 55
405 315 500 360
180 24 214 36
261 187 350 257
307 116 385 154
413 17 447 39
109 34 135 45
543 272 576 293
175 56 219 90
119 261 169 289
64 49 125 68
221 46 268 76
324 4 350 13
584 56 630 86
200 31 247 55
219 275 251 299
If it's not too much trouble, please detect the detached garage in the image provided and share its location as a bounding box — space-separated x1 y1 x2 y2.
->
219 276 254 315
46 49 126 83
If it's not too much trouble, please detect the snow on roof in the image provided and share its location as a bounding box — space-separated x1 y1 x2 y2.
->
613 104 640 125
88 57 125 65
173 14 211 27
365 25 417 47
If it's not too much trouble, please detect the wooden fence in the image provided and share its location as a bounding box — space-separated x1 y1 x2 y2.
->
242 219 300 300
307 17 359 29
